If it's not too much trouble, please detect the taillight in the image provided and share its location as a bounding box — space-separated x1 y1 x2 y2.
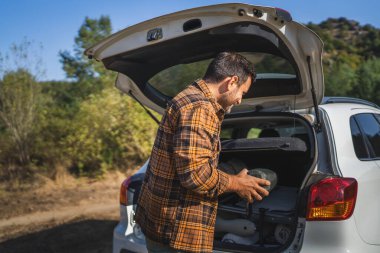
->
119 177 132 205
306 177 358 221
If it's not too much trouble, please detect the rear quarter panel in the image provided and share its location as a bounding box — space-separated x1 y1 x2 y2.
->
322 104 380 246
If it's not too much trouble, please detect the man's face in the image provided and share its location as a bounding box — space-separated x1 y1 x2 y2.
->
219 76 252 113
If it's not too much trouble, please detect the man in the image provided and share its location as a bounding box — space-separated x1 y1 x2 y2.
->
135 52 271 253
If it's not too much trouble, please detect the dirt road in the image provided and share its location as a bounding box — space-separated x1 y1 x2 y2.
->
0 171 127 253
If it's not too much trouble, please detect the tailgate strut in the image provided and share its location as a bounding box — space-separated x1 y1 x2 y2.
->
307 56 321 132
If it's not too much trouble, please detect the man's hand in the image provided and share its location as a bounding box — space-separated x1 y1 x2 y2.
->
227 169 270 203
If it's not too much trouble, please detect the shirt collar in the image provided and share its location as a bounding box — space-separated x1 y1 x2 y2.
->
194 79 225 121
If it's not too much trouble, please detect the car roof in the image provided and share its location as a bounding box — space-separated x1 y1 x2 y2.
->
322 97 380 109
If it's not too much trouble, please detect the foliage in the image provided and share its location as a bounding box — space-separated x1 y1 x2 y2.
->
57 16 159 176
351 58 380 104
0 40 47 180
59 16 115 98
0 70 44 166
307 18 380 101
0 38 45 79
31 81 76 167
324 62 357 96
63 88 158 175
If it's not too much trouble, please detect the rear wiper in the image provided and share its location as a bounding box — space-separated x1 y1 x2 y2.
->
128 91 160 125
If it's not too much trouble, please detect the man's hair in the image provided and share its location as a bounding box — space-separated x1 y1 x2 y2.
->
203 52 256 86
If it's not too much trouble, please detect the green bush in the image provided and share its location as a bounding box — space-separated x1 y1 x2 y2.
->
63 88 158 176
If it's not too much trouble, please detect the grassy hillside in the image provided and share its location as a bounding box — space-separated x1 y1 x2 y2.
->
307 18 380 101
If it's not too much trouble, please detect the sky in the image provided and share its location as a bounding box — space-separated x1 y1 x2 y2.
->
1 0 380 81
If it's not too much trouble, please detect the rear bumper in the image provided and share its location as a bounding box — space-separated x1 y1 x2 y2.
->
113 210 380 253
112 204 148 253
300 218 379 253
113 222 147 253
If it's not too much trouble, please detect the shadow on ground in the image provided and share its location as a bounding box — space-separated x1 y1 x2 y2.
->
0 219 118 253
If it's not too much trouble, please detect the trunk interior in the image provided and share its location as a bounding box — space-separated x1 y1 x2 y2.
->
213 113 315 252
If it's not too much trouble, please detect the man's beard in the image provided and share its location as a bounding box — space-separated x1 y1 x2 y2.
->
218 91 235 114
225 105 233 114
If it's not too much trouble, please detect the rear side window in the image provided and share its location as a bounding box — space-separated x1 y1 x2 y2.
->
375 114 380 123
350 117 369 159
352 113 380 159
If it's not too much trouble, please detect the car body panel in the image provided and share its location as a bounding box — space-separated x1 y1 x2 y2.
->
85 3 324 114
113 206 148 253
320 104 380 245
301 218 379 252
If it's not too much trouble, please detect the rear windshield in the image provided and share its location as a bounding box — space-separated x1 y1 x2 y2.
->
148 52 296 97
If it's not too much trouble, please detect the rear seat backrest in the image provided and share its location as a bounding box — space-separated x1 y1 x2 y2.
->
258 128 280 138
291 133 309 148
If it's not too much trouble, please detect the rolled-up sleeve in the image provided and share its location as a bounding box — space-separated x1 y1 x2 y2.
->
173 105 229 198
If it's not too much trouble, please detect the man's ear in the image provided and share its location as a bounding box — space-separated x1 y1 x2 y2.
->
226 75 239 91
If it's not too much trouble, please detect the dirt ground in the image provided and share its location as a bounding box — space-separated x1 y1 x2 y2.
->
0 170 131 253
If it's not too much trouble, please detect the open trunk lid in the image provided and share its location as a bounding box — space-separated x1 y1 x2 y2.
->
85 3 324 114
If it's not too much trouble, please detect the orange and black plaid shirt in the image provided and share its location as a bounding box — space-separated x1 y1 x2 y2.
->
135 79 230 253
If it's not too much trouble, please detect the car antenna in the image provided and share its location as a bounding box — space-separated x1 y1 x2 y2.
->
128 90 160 125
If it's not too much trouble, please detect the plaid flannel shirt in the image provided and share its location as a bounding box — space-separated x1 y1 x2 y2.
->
135 79 230 253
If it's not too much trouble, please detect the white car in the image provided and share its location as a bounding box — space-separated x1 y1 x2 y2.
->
85 3 380 253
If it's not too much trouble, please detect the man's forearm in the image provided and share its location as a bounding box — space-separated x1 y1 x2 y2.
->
175 157 230 198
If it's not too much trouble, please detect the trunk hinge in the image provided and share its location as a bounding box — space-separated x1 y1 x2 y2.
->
128 90 160 125
306 56 321 132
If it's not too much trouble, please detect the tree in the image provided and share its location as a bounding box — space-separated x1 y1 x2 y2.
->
59 16 115 98
0 41 45 170
351 58 380 104
58 16 159 175
0 70 42 167
324 62 357 96
64 88 158 175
